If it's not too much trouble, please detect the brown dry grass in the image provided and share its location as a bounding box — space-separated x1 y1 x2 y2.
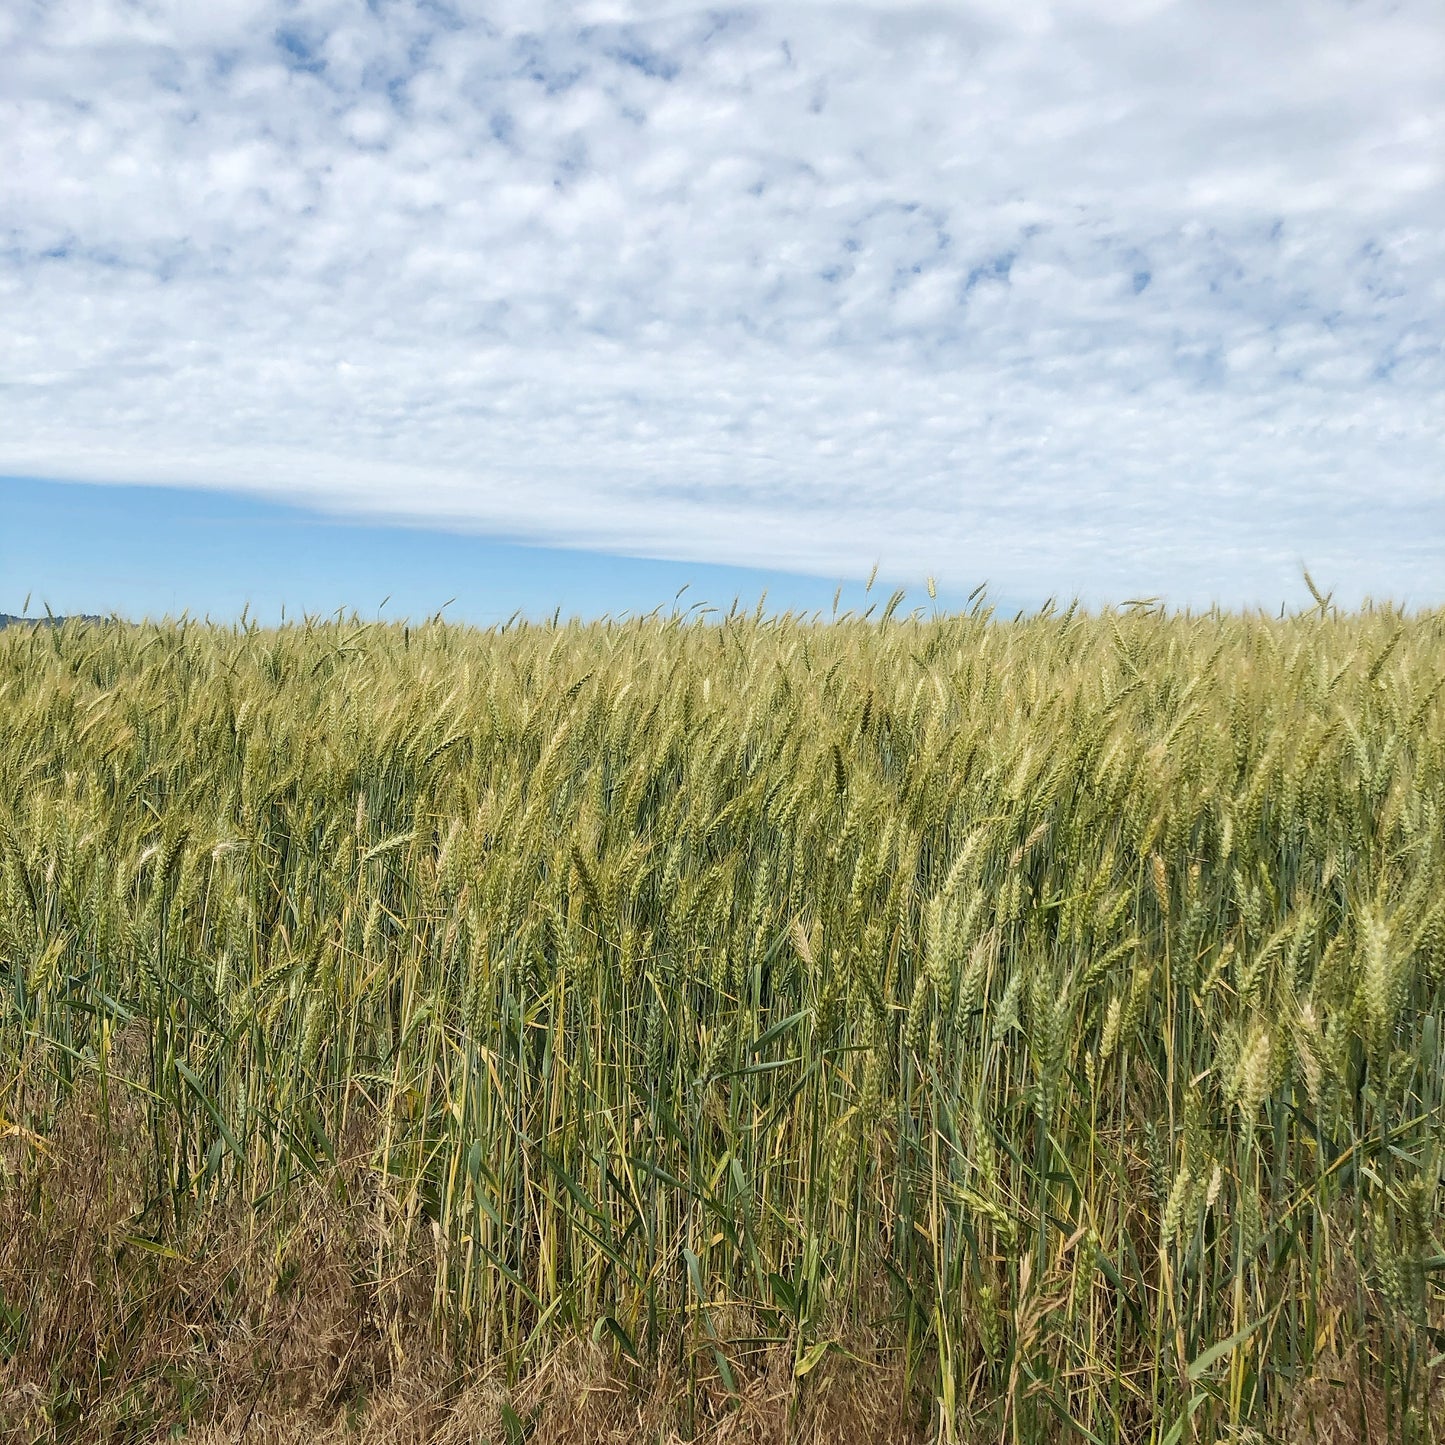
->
1 1096 928 1444
176 1344 925 1445
2 1104 1420 1445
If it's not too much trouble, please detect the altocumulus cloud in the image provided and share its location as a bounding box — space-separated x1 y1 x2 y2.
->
2 0 1442 605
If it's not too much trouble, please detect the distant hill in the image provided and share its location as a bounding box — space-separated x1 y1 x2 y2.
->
0 614 106 629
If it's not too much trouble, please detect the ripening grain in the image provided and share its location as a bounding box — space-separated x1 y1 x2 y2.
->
1 604 1442 1441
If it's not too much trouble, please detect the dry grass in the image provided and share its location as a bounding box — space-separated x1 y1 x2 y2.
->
2 1100 923 1444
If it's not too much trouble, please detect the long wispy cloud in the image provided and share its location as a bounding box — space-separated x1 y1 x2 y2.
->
3 0 1442 604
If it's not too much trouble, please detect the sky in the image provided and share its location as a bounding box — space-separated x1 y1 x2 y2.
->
2 0 1443 620
0 473 893 623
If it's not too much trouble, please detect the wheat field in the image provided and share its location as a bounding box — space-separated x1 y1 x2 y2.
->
1 601 1442 1442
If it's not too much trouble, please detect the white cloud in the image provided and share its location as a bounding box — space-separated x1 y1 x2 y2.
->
1 0 1442 605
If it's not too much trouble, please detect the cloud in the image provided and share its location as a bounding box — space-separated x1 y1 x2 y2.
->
1 0 1441 604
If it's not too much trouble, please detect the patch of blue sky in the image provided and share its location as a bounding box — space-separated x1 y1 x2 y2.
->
599 36 681 82
274 27 327 75
0 477 934 627
965 252 1016 290
512 33 587 94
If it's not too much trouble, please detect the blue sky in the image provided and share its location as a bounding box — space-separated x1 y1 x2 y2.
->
0 474 898 624
2 0 1442 618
